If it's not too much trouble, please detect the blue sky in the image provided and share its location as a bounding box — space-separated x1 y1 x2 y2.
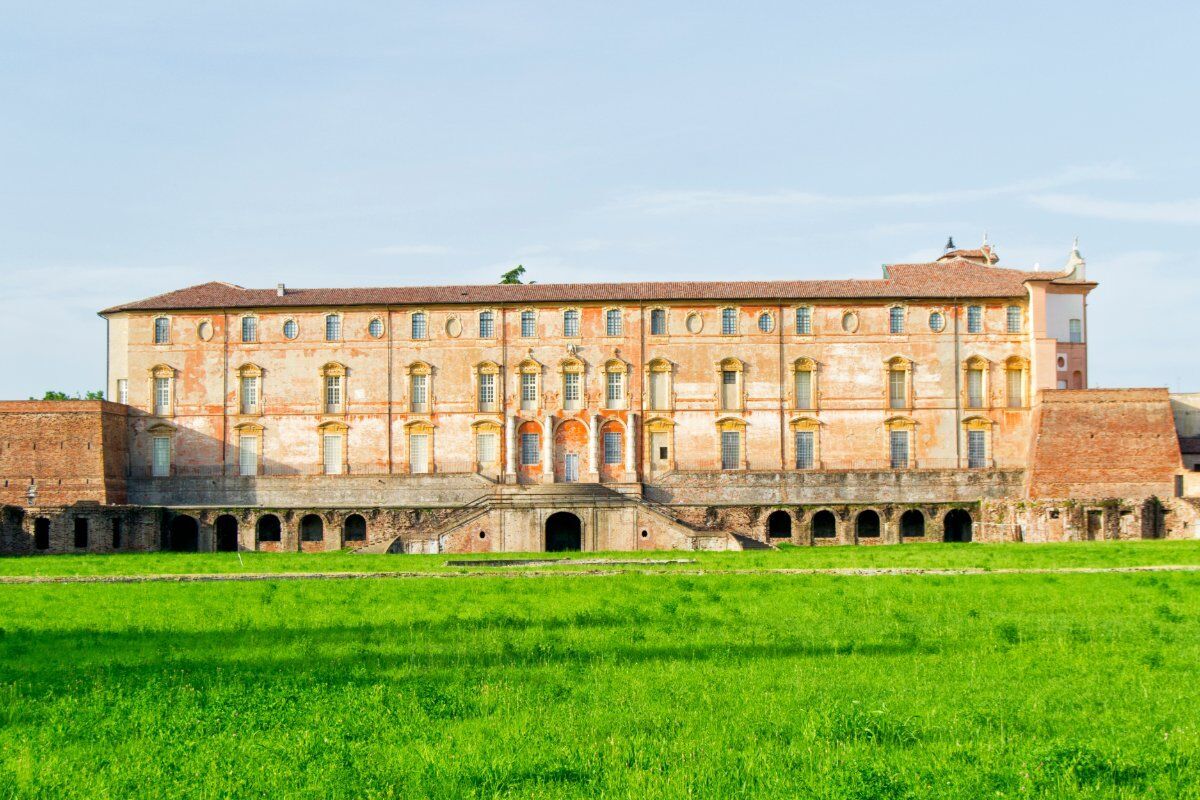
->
2 1 1197 398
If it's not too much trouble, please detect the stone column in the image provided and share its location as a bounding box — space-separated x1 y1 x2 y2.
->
542 415 555 483
624 412 637 481
505 414 517 481
586 412 600 482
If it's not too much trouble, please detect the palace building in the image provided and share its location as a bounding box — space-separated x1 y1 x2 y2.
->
2 240 1196 554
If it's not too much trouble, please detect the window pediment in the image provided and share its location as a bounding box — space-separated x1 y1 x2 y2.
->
717 357 744 372
884 416 916 431
716 417 747 431
149 364 176 379
405 420 435 433
406 360 432 376
647 357 672 373
320 362 347 377
789 416 820 431
317 420 348 433
236 362 262 378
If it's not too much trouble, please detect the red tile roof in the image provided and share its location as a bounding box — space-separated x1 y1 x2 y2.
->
100 259 1066 314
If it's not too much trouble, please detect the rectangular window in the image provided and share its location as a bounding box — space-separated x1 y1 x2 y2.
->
1069 318 1082 343
154 317 170 344
520 433 540 466
521 311 535 338
796 306 812 335
239 435 258 476
563 309 580 337
606 372 623 406
479 311 494 338
967 369 984 408
721 430 740 470
1006 306 1022 334
721 308 737 335
650 308 667 335
478 373 495 411
325 315 341 341
603 431 621 464
325 376 342 413
721 370 738 410
889 307 904 334
410 374 428 412
606 309 622 336
411 313 427 340
564 372 581 410
521 373 537 410
409 434 429 474
1007 368 1024 408
152 436 171 477
795 431 814 469
323 435 343 475
476 432 498 464
154 377 170 415
967 305 983 334
889 430 909 469
888 370 906 409
650 371 668 410
967 430 986 469
117 379 128 405
794 371 812 409
241 317 257 343
240 376 258 414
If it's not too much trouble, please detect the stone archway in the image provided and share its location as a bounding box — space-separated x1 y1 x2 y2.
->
214 514 239 552
545 511 582 552
767 510 792 539
811 510 837 539
944 509 973 542
856 510 881 539
554 419 588 483
166 515 199 552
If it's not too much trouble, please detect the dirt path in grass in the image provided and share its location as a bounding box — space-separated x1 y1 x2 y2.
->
3 563 1200 584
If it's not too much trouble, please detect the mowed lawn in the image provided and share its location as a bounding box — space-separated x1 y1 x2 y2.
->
1 546 1199 798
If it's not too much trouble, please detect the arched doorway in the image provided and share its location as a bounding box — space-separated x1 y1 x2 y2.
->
256 514 281 543
554 419 588 483
944 509 973 542
166 515 199 552
856 510 881 539
344 514 367 543
215 515 239 552
767 510 792 539
300 514 324 542
812 510 837 539
545 511 582 552
900 509 925 538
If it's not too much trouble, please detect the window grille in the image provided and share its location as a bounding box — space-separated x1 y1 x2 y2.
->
154 377 170 415
1006 306 1022 333
283 319 298 340
795 431 814 469
758 313 773 333
154 317 169 344
478 373 495 410
564 372 581 409
889 307 904 334
476 432 497 463
967 306 982 333
325 315 340 341
241 317 257 343
967 430 986 468
409 434 429 474
721 308 737 335
563 309 580 337
520 433 539 466
796 306 812 334
323 435 342 474
650 309 666 335
606 309 622 336
325 376 342 412
479 311 494 338
521 373 537 410
929 311 945 332
410 374 428 412
240 376 258 414
606 371 623 405
152 436 171 477
888 370 906 409
411 312 427 339
603 431 621 464
521 310 535 338
369 318 384 338
1069 318 1082 343
889 430 909 469
721 430 740 470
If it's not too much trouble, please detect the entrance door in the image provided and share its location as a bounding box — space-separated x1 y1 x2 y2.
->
1086 509 1103 540
545 511 582 552
563 453 579 483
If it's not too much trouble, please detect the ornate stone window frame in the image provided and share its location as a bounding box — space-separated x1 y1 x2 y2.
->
475 360 501 413
319 361 348 416
962 415 995 469
792 357 819 411
235 362 263 416
716 356 745 413
1004 355 1030 409
324 312 343 343
233 421 264 476
196 319 214 342
559 355 587 411
645 357 674 412
477 308 498 340
404 419 436 474
602 357 629 410
789 416 821 470
409 308 430 341
406 360 433 413
317 420 349 475
647 306 669 338
884 416 917 469
716 416 748 470
757 310 776 334
153 315 172 345
884 355 913 412
928 308 947 334
148 364 176 417
147 422 175 477
368 316 386 339
685 311 704 335
644 416 676 471
470 419 503 469
561 306 582 339
841 310 860 334
962 355 991 410
239 313 259 344
516 356 544 413
887 303 907 336
793 304 814 336
282 317 300 340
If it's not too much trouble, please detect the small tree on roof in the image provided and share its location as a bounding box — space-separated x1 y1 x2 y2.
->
500 265 526 285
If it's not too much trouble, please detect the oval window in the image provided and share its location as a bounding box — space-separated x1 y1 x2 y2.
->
685 313 703 334
196 321 213 341
446 316 463 338
841 311 858 333
929 311 945 333
283 320 298 340
758 312 774 333
368 318 384 339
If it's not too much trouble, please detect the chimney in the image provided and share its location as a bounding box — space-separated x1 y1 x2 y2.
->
276 283 286 297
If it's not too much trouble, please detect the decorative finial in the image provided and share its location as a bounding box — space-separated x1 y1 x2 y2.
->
944 236 955 252
982 230 990 247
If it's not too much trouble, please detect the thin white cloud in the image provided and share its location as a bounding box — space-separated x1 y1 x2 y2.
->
369 244 455 256
1027 194 1200 225
620 163 1136 214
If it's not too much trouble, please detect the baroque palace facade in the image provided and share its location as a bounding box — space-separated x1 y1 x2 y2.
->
1 241 1195 554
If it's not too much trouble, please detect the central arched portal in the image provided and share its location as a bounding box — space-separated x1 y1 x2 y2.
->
166 515 199 552
545 511 582 552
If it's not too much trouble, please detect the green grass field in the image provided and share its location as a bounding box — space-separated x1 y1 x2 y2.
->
2 542 1199 798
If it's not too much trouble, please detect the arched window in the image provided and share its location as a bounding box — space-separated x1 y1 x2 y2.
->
411 311 428 340
256 514 281 542
811 510 836 539
964 356 989 409
1005 356 1028 408
325 314 341 341
718 358 744 411
319 362 347 414
647 358 672 411
300 514 324 542
236 363 262 415
153 316 171 344
563 308 580 337
767 510 792 539
649 308 667 336
560 357 585 411
885 357 911 410
344 514 367 542
407 361 431 413
900 509 925 537
518 359 542 411
240 315 258 343
476 361 499 412
795 306 813 335
478 310 495 338
720 307 738 335
856 510 881 538
603 359 627 410
521 309 536 338
605 308 623 336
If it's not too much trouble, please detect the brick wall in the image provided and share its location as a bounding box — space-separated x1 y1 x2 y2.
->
0 401 129 506
1027 389 1182 500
